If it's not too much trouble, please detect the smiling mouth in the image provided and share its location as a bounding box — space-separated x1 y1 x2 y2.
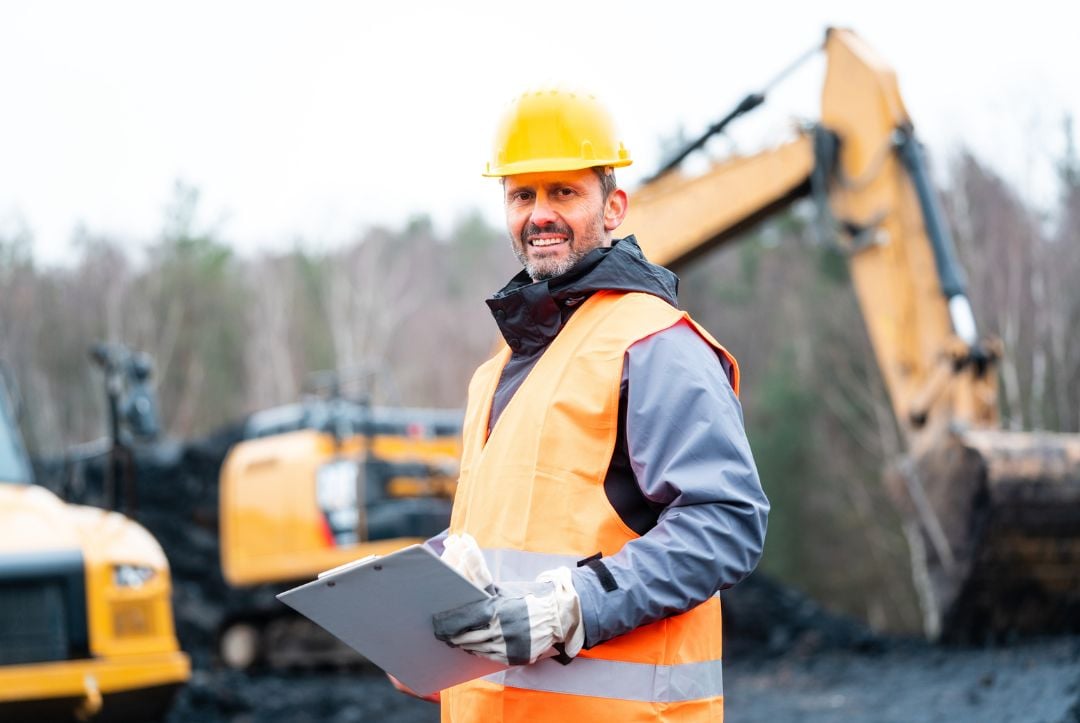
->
522 222 573 249
528 236 568 248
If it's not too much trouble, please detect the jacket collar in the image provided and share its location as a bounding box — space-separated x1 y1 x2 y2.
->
485 235 679 355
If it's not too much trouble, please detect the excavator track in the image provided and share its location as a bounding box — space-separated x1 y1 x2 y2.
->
220 615 370 671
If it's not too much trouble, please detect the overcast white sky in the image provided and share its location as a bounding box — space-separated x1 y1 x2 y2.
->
1 1 1077 266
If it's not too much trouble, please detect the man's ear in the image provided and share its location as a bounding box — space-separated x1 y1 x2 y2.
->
603 188 629 232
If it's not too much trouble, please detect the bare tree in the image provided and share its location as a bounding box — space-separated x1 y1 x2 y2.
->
324 224 439 402
244 254 300 410
947 152 1040 430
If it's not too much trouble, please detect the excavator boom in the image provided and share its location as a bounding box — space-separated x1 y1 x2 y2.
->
627 135 815 268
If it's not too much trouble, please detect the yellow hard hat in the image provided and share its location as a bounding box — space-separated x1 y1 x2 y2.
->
483 88 632 177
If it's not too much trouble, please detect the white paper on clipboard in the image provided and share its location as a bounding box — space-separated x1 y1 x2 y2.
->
276 544 504 696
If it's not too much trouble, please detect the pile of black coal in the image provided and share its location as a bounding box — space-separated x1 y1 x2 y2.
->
721 571 884 660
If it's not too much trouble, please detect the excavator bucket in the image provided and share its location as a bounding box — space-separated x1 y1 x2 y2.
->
889 429 1080 641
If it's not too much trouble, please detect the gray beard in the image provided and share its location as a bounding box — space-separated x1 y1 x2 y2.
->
513 216 607 282
515 244 588 281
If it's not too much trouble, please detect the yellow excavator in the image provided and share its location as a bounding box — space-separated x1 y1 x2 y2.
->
217 381 461 668
622 27 1080 640
0 362 189 721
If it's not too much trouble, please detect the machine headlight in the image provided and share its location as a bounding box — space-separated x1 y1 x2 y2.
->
114 564 156 588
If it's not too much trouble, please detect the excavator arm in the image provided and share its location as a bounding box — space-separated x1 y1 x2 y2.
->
621 27 1080 640
626 28 994 439
626 135 815 268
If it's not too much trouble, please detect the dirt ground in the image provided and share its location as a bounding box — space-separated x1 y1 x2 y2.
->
165 635 1080 723
725 636 1080 723
162 565 1080 722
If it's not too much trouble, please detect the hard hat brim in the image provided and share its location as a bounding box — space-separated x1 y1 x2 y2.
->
483 156 633 178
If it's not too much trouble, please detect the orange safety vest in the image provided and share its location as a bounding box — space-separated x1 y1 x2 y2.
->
443 290 739 723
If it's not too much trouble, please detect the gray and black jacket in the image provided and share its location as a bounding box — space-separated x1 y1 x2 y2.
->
436 235 768 648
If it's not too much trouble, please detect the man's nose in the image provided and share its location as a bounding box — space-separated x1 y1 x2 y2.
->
529 193 559 226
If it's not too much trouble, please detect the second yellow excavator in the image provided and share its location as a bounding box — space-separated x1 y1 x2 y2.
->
216 385 462 668
621 27 1080 640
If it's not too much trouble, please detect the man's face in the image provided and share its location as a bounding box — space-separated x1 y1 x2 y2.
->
503 168 626 281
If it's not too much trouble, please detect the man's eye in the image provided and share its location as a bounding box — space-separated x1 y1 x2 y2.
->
556 187 575 197
511 191 533 202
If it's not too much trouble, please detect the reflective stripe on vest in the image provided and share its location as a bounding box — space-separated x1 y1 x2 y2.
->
481 548 579 580
483 656 724 702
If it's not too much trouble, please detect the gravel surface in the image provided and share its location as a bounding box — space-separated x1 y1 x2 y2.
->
167 668 439 723
726 636 1080 723
161 636 1080 723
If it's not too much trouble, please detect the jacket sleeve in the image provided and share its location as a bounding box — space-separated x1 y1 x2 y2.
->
570 321 769 647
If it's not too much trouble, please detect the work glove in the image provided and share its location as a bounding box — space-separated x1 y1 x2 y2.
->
432 566 585 666
439 533 494 591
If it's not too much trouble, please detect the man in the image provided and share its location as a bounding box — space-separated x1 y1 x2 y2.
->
421 88 768 721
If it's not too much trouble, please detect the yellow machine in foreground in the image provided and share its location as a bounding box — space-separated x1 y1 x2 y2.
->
622 27 1080 639
0 377 189 721
217 396 461 668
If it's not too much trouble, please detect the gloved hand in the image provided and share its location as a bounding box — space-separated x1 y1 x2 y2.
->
432 566 584 666
440 533 494 591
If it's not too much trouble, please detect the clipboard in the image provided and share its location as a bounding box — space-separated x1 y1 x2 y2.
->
276 544 505 695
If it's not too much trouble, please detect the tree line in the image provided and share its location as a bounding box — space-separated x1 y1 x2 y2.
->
2 140 1077 632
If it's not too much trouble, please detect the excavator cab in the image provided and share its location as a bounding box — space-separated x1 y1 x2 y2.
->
216 374 461 668
221 390 461 590
622 27 1080 640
